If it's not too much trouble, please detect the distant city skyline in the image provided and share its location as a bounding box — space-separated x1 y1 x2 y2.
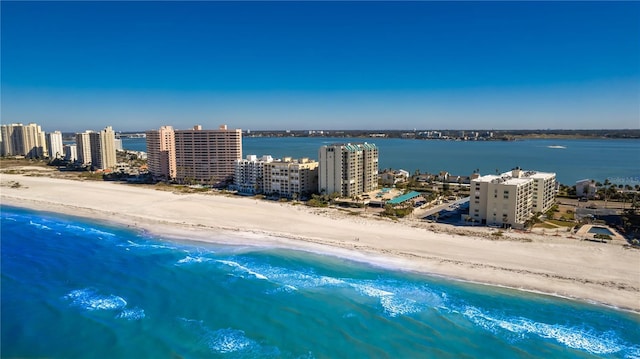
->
2 1 638 132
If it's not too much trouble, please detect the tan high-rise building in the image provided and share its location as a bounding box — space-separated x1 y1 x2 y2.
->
146 126 176 180
89 126 116 170
263 157 318 198
75 131 93 165
0 123 47 158
174 124 242 186
469 168 556 229
318 143 378 197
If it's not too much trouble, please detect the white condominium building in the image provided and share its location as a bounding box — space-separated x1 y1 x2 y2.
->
318 143 379 197
234 154 274 194
75 131 93 165
0 123 47 158
263 157 319 198
174 124 242 186
64 144 78 162
47 130 64 159
146 126 177 181
89 126 117 170
470 168 556 229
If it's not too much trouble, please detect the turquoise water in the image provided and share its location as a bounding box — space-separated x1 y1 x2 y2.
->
2 205 639 358
588 226 615 236
123 137 640 185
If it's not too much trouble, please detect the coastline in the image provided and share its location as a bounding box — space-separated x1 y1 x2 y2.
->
1 173 638 313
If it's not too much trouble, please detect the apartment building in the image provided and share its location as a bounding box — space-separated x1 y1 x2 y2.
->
146 126 177 181
64 144 78 162
174 125 242 186
89 126 117 170
46 131 64 159
75 131 93 165
469 168 556 229
234 154 274 194
263 157 319 198
0 123 47 158
318 143 379 197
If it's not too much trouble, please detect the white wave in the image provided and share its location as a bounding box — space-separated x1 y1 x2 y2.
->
547 145 567 149
29 221 52 230
88 228 116 237
176 256 212 265
119 240 176 250
207 328 255 353
117 307 145 321
461 306 627 355
216 260 269 280
65 224 86 231
350 282 443 317
64 288 127 311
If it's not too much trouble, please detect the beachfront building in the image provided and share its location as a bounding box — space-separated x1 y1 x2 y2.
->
64 144 78 162
576 179 597 199
234 154 274 194
174 124 242 186
380 169 410 186
0 123 47 158
263 157 319 199
318 143 379 197
89 126 117 170
469 168 556 229
46 131 64 159
146 126 177 181
75 131 93 165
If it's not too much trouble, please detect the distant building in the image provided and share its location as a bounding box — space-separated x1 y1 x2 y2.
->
318 143 379 197
174 124 242 185
0 123 47 158
263 157 318 198
146 126 177 181
75 131 93 165
380 169 410 186
469 168 556 229
576 179 597 199
89 126 117 170
114 138 123 151
46 130 64 159
64 144 78 162
234 154 274 194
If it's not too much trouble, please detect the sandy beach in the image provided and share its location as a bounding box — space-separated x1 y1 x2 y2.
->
1 173 639 312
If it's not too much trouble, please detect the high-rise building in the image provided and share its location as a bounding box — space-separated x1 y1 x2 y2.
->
64 144 78 162
263 157 318 198
469 168 556 229
146 126 177 181
174 124 242 185
75 131 93 165
318 143 379 197
89 126 116 170
234 154 274 194
47 131 64 159
0 123 47 158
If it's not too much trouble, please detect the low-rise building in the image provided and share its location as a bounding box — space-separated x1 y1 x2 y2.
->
263 157 318 199
469 168 556 229
576 179 597 199
380 169 410 186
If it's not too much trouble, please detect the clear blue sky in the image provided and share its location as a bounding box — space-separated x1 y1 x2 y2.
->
2 1 639 132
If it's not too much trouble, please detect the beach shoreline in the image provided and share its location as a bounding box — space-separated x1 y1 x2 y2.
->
1 173 638 313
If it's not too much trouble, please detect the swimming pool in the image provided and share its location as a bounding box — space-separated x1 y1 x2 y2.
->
588 226 614 236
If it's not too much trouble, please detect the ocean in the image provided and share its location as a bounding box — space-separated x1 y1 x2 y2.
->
121 137 640 185
2 205 639 358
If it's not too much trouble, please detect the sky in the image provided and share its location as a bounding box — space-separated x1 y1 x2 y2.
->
1 1 639 132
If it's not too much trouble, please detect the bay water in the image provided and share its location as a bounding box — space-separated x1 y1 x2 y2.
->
2 206 639 358
122 137 640 185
